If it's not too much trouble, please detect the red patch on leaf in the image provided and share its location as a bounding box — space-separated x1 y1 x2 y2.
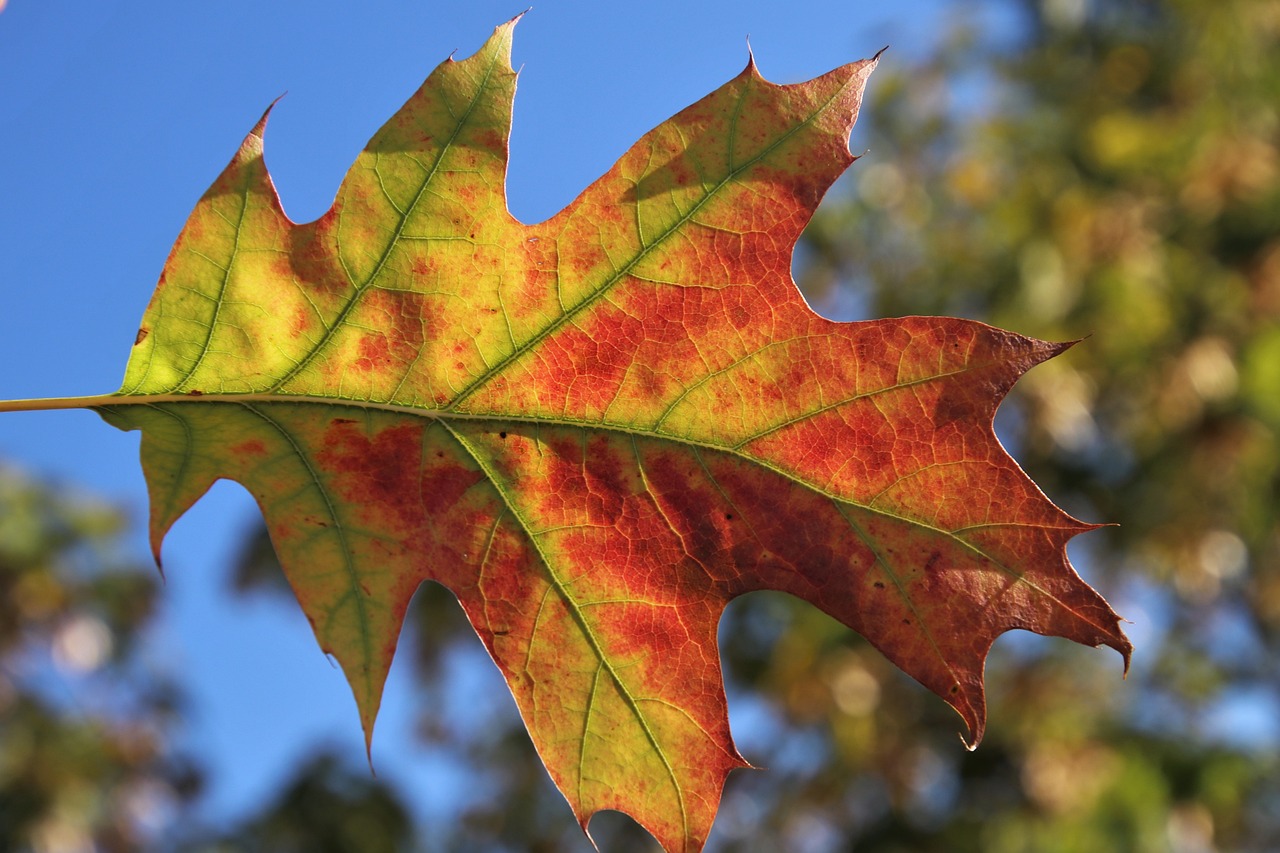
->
231 439 267 457
355 335 390 372
317 418 483 539
316 420 424 528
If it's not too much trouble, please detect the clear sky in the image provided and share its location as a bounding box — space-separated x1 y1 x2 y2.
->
0 0 1011 839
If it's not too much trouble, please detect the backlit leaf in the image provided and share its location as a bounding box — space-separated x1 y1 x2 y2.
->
0 17 1130 852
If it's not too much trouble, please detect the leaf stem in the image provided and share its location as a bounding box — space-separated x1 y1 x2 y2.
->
0 394 124 413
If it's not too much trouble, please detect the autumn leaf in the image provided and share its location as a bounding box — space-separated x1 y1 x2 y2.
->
0 17 1130 853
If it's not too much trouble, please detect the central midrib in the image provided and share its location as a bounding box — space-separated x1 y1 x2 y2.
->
75 384 1117 641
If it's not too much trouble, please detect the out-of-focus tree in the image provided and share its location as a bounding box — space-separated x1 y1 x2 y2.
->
175 752 413 853
0 465 196 851
178 0 1280 849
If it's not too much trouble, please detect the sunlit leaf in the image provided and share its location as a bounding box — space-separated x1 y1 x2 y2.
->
0 17 1129 852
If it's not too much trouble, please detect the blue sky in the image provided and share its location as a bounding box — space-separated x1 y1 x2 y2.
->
0 0 1016 840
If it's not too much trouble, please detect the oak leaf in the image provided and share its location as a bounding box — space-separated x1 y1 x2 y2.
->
0 18 1130 852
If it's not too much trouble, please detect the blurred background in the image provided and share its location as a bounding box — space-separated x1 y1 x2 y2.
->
1 0 1278 850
